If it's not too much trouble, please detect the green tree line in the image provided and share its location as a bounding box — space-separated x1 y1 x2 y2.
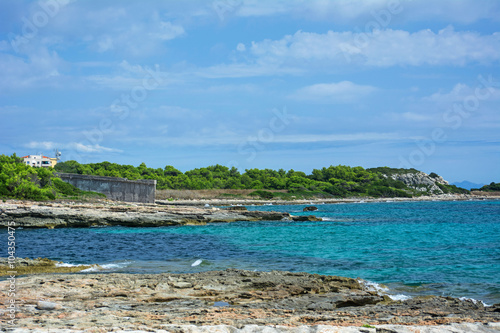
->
472 182 500 192
0 154 469 201
54 160 467 198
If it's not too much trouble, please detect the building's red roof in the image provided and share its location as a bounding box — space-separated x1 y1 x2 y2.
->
21 155 51 159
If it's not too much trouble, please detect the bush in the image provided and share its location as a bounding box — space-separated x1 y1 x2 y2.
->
52 178 80 196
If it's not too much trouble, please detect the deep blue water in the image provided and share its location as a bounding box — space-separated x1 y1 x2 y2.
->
9 200 500 304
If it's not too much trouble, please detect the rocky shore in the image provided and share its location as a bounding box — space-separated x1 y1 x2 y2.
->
0 269 499 332
2 194 498 229
156 193 494 207
0 200 320 229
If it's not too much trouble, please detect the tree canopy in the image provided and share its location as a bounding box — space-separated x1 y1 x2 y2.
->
54 160 468 198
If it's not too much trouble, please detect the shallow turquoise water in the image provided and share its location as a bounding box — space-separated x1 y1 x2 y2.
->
12 200 500 304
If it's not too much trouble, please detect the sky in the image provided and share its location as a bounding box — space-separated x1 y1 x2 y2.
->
0 0 499 184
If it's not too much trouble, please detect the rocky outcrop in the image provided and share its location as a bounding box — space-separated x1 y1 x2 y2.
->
0 201 321 229
387 172 449 194
0 269 498 331
0 257 95 276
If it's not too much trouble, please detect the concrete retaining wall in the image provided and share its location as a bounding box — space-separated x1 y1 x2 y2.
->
57 173 156 204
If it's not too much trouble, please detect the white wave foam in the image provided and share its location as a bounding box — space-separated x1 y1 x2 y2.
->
359 279 389 293
56 262 86 268
459 297 490 307
81 261 131 272
359 279 412 301
388 294 411 301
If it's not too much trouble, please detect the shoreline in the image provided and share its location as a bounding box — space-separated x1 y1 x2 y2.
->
1 194 498 228
156 193 500 206
1 269 498 332
0 199 320 229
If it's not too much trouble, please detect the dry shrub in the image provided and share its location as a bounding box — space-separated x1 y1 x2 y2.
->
156 189 287 200
471 191 500 197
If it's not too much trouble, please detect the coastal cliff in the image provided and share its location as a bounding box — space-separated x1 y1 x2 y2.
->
383 171 453 195
0 200 320 229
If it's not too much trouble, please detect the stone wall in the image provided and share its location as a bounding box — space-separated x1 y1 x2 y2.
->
57 173 156 203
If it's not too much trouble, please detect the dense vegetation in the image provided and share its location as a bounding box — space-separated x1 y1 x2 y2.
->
0 154 470 201
472 182 500 192
54 160 468 199
0 154 104 201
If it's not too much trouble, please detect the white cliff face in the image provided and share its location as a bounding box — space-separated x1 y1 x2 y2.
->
388 172 449 194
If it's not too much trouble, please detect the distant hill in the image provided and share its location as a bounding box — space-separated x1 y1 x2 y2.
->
452 181 485 190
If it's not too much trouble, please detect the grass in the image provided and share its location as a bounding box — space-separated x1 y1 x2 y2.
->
156 189 288 200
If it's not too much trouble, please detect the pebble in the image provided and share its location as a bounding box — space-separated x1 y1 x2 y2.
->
172 281 193 288
36 300 62 310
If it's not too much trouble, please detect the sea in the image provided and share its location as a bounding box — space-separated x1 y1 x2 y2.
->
11 200 500 305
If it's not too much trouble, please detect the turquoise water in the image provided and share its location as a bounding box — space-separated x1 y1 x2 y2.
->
12 200 500 304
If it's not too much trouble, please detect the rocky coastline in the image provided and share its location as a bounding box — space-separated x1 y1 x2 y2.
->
1 193 498 229
1 197 499 332
0 269 499 332
156 192 495 207
0 200 320 229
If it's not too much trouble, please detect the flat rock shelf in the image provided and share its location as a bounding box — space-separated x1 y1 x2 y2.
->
1 269 499 332
0 200 320 229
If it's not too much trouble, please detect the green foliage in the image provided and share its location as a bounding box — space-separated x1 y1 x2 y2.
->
54 160 465 199
367 166 419 176
436 183 470 194
0 154 103 201
472 182 500 192
0 154 56 200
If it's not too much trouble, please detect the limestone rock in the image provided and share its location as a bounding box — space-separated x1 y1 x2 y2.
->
0 269 498 331
0 201 316 229
389 172 449 194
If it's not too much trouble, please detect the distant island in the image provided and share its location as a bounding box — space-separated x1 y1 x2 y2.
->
1 153 481 202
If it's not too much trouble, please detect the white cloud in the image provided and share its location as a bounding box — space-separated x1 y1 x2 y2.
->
236 43 246 52
196 62 303 79
268 132 401 144
86 61 171 90
244 27 500 69
234 0 499 24
391 112 433 122
0 46 65 91
25 141 122 154
424 82 500 104
292 81 376 103
151 21 185 41
96 36 114 52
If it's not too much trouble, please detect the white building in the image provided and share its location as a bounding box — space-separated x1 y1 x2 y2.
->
21 155 57 168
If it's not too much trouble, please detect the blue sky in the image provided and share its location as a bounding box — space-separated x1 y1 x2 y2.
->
1 0 499 184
